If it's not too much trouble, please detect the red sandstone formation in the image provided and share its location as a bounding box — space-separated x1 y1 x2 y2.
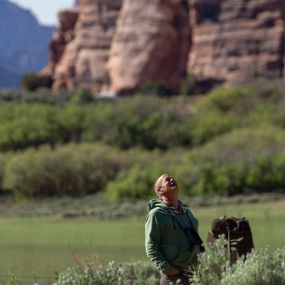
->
40 8 79 88
42 0 285 95
52 0 122 93
108 0 191 95
189 0 285 91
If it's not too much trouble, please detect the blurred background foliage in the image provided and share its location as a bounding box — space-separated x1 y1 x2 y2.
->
0 79 285 200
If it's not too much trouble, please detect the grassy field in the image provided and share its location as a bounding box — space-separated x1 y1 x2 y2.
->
0 200 284 284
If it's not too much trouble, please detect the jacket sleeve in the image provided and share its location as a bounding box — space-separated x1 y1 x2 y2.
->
145 210 173 274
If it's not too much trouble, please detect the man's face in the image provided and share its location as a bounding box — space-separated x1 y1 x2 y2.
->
161 175 179 196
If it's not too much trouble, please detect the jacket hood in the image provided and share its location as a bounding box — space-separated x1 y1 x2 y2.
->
147 199 187 213
147 199 168 211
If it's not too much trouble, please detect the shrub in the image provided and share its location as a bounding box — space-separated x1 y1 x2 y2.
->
106 166 160 201
175 127 285 196
3 144 131 198
192 237 229 285
137 82 173 96
54 261 159 285
179 75 195 96
21 73 44 91
196 86 251 113
189 110 238 145
220 247 285 285
0 89 22 102
0 153 10 194
58 105 88 143
0 104 61 151
0 89 74 105
105 148 185 201
84 96 192 150
192 238 285 285
71 88 94 104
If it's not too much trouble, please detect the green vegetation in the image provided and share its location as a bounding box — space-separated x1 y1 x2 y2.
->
1 200 284 284
54 262 159 285
43 243 285 285
192 238 285 285
21 73 45 91
1 126 285 198
137 82 173 96
174 127 285 196
1 80 285 198
3 144 130 197
1 79 285 284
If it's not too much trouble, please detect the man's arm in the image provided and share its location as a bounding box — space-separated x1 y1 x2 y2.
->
145 210 178 275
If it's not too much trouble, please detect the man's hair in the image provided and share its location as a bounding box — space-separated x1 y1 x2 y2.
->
154 174 169 197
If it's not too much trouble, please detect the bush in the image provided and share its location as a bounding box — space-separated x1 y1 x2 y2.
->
175 127 285 196
220 247 285 285
0 104 60 151
196 86 251 113
21 73 44 91
137 82 173 96
105 148 185 201
192 238 285 285
54 261 159 285
71 88 94 104
192 237 229 285
0 89 74 105
58 105 88 143
189 110 238 145
0 153 10 194
179 75 195 96
107 166 160 201
84 96 191 150
3 144 131 197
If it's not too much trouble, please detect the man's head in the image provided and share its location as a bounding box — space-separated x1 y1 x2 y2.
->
154 174 179 198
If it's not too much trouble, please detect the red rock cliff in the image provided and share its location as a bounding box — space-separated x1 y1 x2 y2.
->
40 8 79 87
52 0 122 92
44 0 285 94
189 0 285 91
108 0 191 95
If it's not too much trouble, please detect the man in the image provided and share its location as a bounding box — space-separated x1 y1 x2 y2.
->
145 174 202 285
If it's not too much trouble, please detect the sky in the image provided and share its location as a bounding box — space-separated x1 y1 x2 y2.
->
9 0 74 26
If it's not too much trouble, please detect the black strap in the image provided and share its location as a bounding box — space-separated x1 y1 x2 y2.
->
167 208 203 247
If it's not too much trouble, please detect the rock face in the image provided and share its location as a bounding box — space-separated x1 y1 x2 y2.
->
52 0 122 93
41 8 79 88
44 0 285 94
189 0 285 91
108 0 191 95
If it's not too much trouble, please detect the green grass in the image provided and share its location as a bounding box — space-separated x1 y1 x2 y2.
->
0 200 284 284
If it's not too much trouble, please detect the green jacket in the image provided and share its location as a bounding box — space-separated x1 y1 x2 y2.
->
145 199 199 274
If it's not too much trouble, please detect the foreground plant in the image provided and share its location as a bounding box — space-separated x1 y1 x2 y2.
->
191 237 229 285
192 237 285 285
53 261 159 285
221 247 285 285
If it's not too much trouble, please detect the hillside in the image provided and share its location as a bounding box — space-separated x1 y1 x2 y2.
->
0 0 54 87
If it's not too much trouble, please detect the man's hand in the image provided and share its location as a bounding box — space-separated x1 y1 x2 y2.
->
167 267 180 276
